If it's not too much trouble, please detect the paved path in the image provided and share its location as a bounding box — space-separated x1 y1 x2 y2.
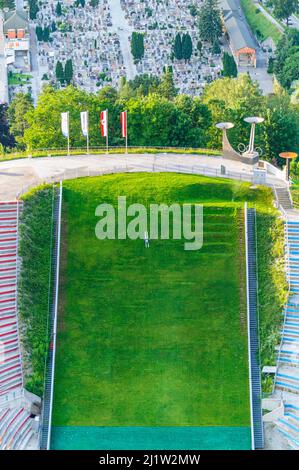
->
15 0 24 10
0 15 8 104
107 0 136 81
0 153 286 201
29 25 40 105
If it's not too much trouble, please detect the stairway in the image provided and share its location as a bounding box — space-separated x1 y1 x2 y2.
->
275 402 299 449
274 220 299 448
0 407 35 450
0 202 23 406
39 188 60 450
275 187 293 211
0 200 38 450
246 208 264 449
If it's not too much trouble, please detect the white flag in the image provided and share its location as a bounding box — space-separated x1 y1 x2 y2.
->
80 111 88 137
61 112 69 138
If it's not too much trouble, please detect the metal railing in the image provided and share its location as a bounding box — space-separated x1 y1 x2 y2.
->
1 145 222 161
39 182 62 450
16 161 261 199
245 203 264 449
271 185 292 395
244 203 255 450
47 181 62 449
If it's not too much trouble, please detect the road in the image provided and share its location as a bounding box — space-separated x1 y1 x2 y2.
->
0 153 285 201
235 0 274 94
15 0 24 9
29 25 40 105
107 0 137 81
0 15 8 104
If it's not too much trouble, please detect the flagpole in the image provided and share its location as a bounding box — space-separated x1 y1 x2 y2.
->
67 111 70 157
106 109 109 155
87 111 89 155
125 110 128 155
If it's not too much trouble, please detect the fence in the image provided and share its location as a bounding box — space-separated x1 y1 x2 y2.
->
17 161 261 199
1 145 222 161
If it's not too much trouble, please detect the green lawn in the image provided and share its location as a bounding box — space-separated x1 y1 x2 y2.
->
240 0 282 45
8 72 32 86
52 173 275 432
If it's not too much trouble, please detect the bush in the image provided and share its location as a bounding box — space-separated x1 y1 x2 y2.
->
19 186 56 396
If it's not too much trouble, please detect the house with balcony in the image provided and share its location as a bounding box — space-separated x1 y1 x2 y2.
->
3 9 31 71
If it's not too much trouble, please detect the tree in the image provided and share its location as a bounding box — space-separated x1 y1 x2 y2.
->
131 32 145 62
189 4 198 17
7 93 34 148
23 85 123 150
0 1 15 9
212 40 221 54
127 74 161 96
278 49 299 88
197 40 203 56
274 29 299 88
43 26 50 42
0 104 14 149
173 33 183 60
263 90 299 164
35 26 43 42
55 60 65 84
64 59 74 85
174 94 212 147
202 75 265 150
20 76 299 159
272 0 299 26
56 1 62 16
222 52 238 78
198 0 222 44
182 33 193 62
157 68 178 100
29 0 39 20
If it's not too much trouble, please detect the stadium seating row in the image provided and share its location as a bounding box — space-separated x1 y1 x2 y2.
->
275 221 299 449
0 407 34 450
0 201 35 450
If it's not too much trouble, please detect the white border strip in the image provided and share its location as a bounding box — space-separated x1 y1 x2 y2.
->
244 202 255 450
46 181 62 450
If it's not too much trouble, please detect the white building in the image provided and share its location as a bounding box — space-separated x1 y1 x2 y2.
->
3 9 31 71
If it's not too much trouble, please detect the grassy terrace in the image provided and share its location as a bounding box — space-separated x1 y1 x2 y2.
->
240 0 282 45
53 173 251 428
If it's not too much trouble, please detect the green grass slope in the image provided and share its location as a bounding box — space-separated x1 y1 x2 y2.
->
240 0 282 45
52 173 274 428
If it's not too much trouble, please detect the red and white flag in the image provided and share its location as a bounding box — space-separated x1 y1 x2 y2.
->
100 110 108 138
121 111 127 138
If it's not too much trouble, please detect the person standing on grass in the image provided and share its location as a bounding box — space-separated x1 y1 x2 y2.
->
144 231 150 248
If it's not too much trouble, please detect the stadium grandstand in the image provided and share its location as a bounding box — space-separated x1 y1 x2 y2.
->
0 201 39 450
